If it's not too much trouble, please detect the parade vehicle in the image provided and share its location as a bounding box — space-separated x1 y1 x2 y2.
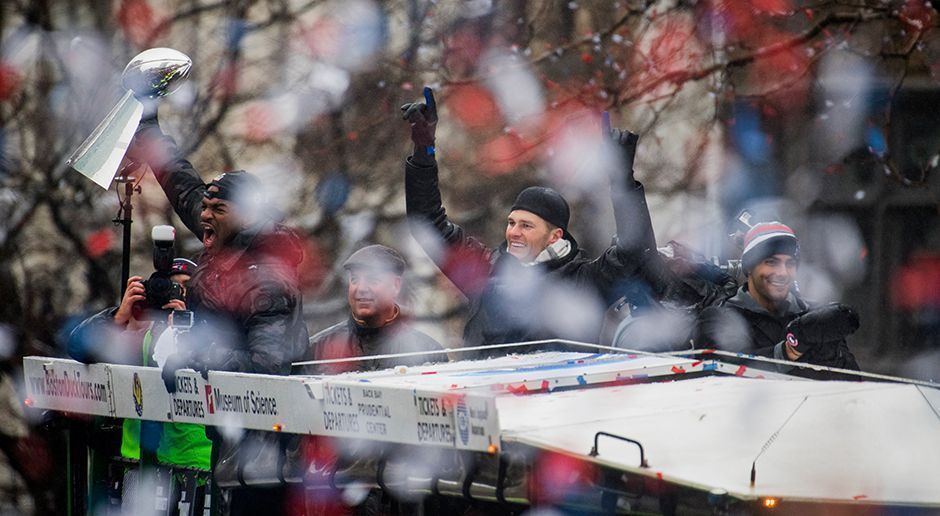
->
24 341 940 515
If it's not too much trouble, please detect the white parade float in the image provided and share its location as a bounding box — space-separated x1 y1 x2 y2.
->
23 343 940 514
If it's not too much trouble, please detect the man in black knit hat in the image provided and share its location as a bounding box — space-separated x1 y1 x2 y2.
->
401 88 657 358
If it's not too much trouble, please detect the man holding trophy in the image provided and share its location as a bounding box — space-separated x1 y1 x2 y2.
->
108 49 309 516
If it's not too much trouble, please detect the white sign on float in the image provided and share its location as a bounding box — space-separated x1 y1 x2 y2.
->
110 363 176 423
204 372 321 434
23 357 113 416
316 380 500 451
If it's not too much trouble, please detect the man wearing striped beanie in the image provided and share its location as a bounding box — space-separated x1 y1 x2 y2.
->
692 222 860 379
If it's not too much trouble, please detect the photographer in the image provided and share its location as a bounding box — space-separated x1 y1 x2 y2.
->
67 256 194 366
67 257 211 485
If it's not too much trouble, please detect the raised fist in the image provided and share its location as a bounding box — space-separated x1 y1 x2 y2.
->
601 111 639 186
401 87 438 158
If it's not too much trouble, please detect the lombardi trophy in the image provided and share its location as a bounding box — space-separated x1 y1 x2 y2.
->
66 47 192 188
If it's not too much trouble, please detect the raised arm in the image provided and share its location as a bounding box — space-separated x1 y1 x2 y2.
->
402 87 492 296
579 115 658 291
128 116 206 239
604 112 656 256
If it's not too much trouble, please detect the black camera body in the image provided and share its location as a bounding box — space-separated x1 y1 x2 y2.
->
141 272 184 310
137 226 184 319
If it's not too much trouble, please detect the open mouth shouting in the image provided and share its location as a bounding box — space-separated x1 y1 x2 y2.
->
201 223 217 251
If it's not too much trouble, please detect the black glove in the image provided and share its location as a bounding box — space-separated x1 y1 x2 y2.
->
401 87 438 164
785 303 860 355
602 111 639 186
161 353 189 394
190 351 209 380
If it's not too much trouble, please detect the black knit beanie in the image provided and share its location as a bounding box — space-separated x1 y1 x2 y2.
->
509 186 570 231
741 222 800 273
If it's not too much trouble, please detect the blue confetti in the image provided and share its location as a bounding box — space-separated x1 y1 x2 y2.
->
866 126 887 157
315 172 351 216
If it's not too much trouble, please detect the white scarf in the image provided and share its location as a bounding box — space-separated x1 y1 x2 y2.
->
523 238 572 266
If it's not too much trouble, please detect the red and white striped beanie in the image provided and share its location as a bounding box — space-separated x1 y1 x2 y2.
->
741 222 800 273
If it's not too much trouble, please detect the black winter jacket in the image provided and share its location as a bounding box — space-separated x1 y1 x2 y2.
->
299 315 442 375
405 157 655 358
137 122 309 376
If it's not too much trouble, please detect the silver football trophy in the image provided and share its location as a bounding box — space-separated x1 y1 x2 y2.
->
66 47 192 189
65 48 192 296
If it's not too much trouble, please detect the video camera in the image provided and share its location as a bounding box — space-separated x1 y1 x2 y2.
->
135 225 185 319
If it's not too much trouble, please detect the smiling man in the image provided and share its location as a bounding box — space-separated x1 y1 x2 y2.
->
692 222 861 378
299 245 442 375
401 88 657 358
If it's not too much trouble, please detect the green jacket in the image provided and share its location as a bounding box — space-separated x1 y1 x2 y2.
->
119 325 212 470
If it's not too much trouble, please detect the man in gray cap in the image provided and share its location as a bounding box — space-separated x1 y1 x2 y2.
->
401 88 656 358
300 245 443 374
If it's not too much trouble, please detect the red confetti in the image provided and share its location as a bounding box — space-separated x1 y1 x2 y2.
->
243 102 276 143
449 84 500 130
440 245 491 296
540 380 550 391
0 62 21 101
892 252 940 310
210 64 240 99
691 361 703 367
735 365 747 376
116 0 164 47
853 494 868 500
580 53 593 63
480 133 536 175
507 383 529 395
671 366 686 374
85 229 113 258
421 371 437 375
529 451 595 505
297 235 327 292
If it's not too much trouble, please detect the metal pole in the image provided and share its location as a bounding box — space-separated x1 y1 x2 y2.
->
113 174 137 299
